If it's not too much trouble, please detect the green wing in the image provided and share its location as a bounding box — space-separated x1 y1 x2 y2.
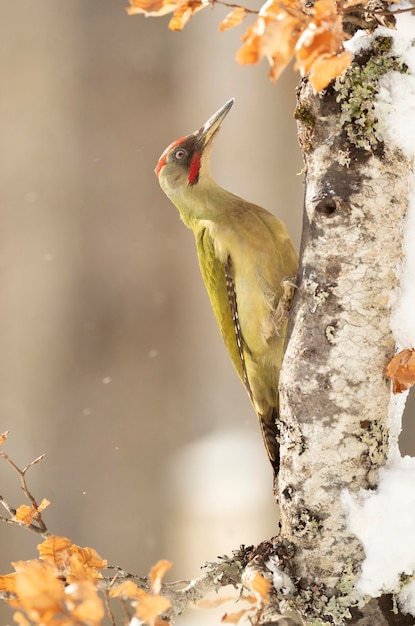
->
194 225 246 387
194 223 280 473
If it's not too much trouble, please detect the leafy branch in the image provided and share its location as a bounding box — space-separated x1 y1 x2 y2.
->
0 433 274 626
126 0 414 91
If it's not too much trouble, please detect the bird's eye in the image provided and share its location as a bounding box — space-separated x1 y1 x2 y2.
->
174 148 187 160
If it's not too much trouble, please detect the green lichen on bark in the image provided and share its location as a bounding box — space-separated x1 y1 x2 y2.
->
333 36 408 150
294 105 315 128
294 561 361 625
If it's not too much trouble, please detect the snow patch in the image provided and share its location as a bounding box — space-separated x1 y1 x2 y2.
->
345 4 415 72
375 71 415 159
266 557 295 595
344 29 375 56
343 456 415 608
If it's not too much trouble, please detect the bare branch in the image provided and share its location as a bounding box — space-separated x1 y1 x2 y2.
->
0 448 50 537
100 550 247 622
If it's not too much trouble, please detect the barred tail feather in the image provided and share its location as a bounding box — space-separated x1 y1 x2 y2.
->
258 408 280 476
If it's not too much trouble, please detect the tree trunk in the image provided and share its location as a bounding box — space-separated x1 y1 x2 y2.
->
248 28 414 625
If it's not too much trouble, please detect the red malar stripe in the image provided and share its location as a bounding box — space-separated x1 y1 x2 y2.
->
188 151 201 185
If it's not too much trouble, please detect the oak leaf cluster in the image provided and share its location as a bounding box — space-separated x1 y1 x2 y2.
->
125 0 374 90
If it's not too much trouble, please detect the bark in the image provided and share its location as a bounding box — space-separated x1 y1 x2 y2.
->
249 34 413 625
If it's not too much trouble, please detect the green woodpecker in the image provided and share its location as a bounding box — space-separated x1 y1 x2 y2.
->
155 99 297 475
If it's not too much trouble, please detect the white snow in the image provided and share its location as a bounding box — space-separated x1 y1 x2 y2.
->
343 12 415 614
345 10 415 164
375 74 415 158
399 579 415 617
343 29 374 55
266 557 295 595
343 456 415 599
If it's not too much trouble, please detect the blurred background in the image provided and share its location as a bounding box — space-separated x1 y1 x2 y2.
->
0 1 413 624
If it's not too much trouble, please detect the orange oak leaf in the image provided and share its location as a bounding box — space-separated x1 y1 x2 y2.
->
37 536 73 566
127 0 185 16
127 0 205 30
219 7 248 32
135 594 171 623
149 560 173 594
15 499 50 526
385 348 415 393
236 0 303 81
13 560 65 620
168 1 205 30
65 552 104 585
0 431 9 445
68 546 107 573
0 572 17 594
110 561 172 625
65 581 104 626
37 535 107 580
109 580 146 600
221 609 250 623
237 0 352 91
294 0 351 90
197 596 241 608
306 49 351 92
249 571 271 601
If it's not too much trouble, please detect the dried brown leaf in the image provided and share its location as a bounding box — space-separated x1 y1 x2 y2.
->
126 0 205 28
135 594 172 622
109 580 146 600
37 536 73 566
237 0 351 90
168 1 204 31
13 560 64 618
15 506 37 526
220 7 247 32
149 560 173 594
221 609 249 623
127 0 185 16
385 348 415 393
0 431 9 446
15 499 50 526
237 0 302 81
308 49 351 91
65 581 104 626
0 572 17 594
250 572 271 601
69 545 107 572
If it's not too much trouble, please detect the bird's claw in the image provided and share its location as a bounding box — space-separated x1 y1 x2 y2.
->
272 277 297 334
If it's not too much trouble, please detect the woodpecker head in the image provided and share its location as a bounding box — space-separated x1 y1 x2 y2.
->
155 99 234 198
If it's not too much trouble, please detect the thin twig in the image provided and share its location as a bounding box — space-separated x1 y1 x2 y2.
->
208 0 415 19
0 512 50 537
104 589 117 626
207 0 259 14
0 494 16 516
0 449 50 536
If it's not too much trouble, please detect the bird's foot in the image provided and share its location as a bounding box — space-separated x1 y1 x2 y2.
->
272 277 297 334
